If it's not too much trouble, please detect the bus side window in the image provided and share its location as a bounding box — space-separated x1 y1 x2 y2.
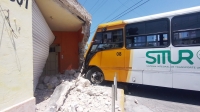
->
172 30 200 46
112 30 123 48
103 34 108 43
125 18 169 48
172 12 200 46
126 38 132 48
97 29 123 50
146 34 168 47
93 32 102 44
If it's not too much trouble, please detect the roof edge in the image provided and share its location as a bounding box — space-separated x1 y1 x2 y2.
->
124 6 200 24
98 20 125 28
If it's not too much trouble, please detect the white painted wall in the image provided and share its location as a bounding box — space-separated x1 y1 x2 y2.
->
0 0 34 111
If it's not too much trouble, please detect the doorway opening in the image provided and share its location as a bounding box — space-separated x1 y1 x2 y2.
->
42 44 60 76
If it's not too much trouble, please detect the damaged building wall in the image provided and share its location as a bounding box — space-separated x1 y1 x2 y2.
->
33 1 55 90
53 0 92 69
0 0 35 111
33 0 91 91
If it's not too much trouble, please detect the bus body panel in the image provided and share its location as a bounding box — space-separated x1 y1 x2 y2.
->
171 46 200 91
141 46 173 87
89 48 128 82
130 48 171 71
89 52 102 67
126 70 143 84
100 49 125 81
170 47 200 72
98 69 126 82
173 72 200 91
126 48 172 87
101 49 124 68
143 71 173 88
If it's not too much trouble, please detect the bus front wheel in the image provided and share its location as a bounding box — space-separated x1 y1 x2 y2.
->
86 67 104 84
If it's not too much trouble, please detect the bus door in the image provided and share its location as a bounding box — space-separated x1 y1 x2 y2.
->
99 29 125 81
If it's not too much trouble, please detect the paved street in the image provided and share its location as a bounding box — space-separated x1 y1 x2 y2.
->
102 82 200 112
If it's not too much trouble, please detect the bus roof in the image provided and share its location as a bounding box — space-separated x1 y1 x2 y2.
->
123 6 200 24
98 20 125 28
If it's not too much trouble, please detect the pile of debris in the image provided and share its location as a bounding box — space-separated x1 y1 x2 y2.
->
35 70 121 112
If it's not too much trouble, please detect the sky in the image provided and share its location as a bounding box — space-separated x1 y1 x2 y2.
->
77 0 200 44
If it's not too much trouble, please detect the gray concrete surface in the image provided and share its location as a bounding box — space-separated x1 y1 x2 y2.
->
101 81 200 112
125 95 200 112
123 84 200 112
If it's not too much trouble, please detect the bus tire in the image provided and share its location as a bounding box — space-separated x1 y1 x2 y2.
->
86 67 104 84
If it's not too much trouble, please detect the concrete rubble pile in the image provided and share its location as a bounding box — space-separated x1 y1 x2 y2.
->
35 69 121 112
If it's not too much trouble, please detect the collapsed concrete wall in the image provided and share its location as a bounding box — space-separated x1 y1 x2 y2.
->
53 0 92 69
35 70 122 112
34 0 91 90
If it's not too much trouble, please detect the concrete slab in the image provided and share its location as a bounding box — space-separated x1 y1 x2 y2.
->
131 105 153 112
117 88 125 112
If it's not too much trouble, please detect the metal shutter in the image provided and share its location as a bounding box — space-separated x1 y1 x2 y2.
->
32 1 55 91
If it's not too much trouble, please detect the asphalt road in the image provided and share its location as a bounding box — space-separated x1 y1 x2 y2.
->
101 81 200 112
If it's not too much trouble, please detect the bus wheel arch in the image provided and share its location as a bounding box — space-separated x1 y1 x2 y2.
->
86 66 105 84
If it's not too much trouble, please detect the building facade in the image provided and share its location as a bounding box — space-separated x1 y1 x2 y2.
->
0 0 91 111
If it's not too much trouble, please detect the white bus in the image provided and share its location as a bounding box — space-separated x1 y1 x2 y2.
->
84 6 200 91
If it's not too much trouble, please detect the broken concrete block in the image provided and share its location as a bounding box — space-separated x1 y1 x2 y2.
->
87 90 94 96
45 81 73 112
76 77 91 87
69 69 76 75
37 83 45 90
83 108 89 112
39 75 45 84
76 86 83 92
49 76 59 84
64 70 70 76
60 79 65 83
85 80 90 87
74 72 80 78
70 103 77 112
46 83 55 89
36 73 120 112
56 75 63 80
76 106 83 112
103 92 108 96
43 76 51 84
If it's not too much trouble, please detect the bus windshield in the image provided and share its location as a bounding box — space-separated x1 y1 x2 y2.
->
89 29 123 53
